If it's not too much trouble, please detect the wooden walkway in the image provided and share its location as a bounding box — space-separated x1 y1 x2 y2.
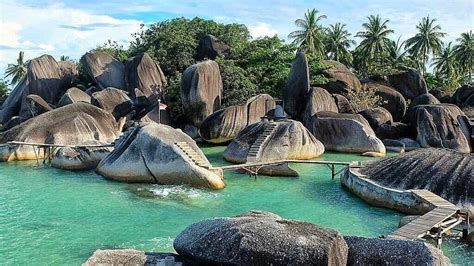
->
388 190 468 247
219 159 358 179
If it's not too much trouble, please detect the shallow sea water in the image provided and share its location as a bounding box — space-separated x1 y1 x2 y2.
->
0 146 472 264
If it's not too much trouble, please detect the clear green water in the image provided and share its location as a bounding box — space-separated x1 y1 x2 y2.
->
0 146 472 265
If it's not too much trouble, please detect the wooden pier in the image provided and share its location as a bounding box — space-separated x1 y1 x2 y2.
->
388 190 469 247
219 159 359 179
6 141 114 165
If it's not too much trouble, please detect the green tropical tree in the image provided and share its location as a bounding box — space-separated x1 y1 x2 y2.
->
453 31 473 81
385 37 416 71
354 15 394 74
59 55 71 61
432 42 460 91
405 16 446 74
4 51 28 86
324 23 355 65
288 9 327 57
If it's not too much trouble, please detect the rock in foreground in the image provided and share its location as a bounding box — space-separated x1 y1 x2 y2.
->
96 123 224 189
51 146 112 171
84 249 191 266
361 148 473 206
344 236 451 266
223 119 324 163
174 211 348 265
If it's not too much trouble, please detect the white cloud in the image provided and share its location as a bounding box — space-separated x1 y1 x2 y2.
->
249 23 278 38
0 0 142 80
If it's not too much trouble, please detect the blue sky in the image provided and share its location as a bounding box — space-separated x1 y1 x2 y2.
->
0 0 473 81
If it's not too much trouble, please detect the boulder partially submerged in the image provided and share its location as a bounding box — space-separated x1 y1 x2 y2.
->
199 94 275 143
345 236 450 265
80 50 125 90
51 146 112 170
181 60 223 125
223 119 324 163
174 211 348 265
96 123 224 189
308 112 385 155
415 104 471 153
361 148 473 206
0 103 123 161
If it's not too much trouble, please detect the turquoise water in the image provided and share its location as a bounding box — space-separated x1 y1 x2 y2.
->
0 146 472 265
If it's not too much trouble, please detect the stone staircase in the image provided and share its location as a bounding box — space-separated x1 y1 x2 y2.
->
247 123 277 162
175 142 212 169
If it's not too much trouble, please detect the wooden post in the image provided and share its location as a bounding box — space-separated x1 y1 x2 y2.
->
436 227 443 248
32 145 39 166
331 164 335 180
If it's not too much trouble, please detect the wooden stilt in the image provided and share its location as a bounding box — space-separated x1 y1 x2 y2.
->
32 145 39 166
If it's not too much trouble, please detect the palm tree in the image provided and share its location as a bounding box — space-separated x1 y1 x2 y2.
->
453 31 473 81
4 51 28 86
386 37 415 70
405 16 446 74
354 15 394 73
288 9 327 57
432 42 458 81
59 55 71 61
325 23 356 65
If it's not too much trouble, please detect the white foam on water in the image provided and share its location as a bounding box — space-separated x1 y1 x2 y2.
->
147 185 218 200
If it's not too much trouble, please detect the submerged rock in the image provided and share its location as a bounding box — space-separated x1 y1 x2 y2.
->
344 236 450 266
51 146 112 170
361 148 473 206
283 52 310 119
125 53 167 97
0 103 123 161
80 50 125 90
174 211 348 265
308 112 385 155
199 94 275 143
415 104 471 153
181 60 223 125
96 123 224 189
320 60 361 95
223 119 324 164
302 87 338 126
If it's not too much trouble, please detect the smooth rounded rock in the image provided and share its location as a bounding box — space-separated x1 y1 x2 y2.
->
283 52 310 120
125 53 167 98
52 146 112 170
302 87 338 126
57 87 91 107
174 211 348 265
91 87 134 120
80 50 125 90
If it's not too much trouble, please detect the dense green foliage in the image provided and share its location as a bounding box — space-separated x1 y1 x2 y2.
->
0 79 9 104
288 9 327 57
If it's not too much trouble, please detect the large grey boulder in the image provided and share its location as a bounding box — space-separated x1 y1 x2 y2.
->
415 104 471 153
96 123 224 189
196 34 231 60
80 50 125 90
385 69 428 99
174 211 348 265
406 93 440 125
91 87 134 120
181 60 223 125
125 53 167 98
199 94 275 143
363 82 407 121
361 148 473 206
453 84 474 118
223 119 324 164
283 52 310 120
0 103 123 161
358 107 393 131
23 94 53 118
57 87 91 107
333 94 355 113
52 146 112 171
0 79 26 124
319 60 361 95
308 112 386 155
303 87 338 126
345 236 451 266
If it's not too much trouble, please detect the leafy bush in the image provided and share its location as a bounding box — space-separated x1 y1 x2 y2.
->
216 58 257 107
347 85 383 112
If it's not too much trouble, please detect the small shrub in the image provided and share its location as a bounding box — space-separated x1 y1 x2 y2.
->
347 85 383 112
